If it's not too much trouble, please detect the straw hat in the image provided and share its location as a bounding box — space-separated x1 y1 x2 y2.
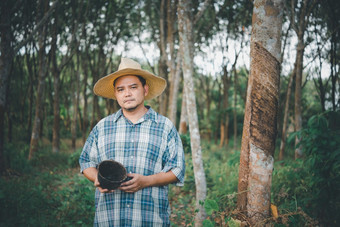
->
93 58 167 100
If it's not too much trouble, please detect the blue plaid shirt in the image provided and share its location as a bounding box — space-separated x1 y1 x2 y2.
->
79 107 185 227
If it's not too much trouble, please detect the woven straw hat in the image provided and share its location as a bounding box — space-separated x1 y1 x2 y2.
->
93 58 167 100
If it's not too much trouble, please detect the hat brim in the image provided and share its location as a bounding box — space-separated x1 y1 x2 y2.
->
93 68 167 100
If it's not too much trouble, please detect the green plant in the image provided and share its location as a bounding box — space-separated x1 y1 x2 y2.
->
273 112 340 226
180 134 191 154
294 112 340 225
68 148 82 168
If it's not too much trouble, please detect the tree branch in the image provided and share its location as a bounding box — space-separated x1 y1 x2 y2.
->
14 0 59 53
194 0 211 25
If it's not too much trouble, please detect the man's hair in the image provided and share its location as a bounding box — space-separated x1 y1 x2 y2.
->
113 75 146 87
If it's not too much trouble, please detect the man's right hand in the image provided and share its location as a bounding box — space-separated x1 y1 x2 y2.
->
83 167 114 193
94 175 115 193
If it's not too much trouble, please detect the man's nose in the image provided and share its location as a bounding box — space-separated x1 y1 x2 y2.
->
124 88 132 96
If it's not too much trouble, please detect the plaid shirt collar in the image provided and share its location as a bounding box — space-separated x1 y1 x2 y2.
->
112 106 159 124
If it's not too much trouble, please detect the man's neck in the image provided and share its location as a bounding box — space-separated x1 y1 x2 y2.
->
122 105 148 124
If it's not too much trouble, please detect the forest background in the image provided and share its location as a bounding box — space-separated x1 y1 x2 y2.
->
0 0 339 226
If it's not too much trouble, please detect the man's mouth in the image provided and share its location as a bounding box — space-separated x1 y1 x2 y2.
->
124 99 135 103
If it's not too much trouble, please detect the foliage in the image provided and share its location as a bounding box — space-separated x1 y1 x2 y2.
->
273 112 340 226
68 148 83 168
180 134 192 154
0 146 94 226
295 112 340 225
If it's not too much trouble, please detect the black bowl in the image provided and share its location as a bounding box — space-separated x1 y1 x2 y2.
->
97 160 127 190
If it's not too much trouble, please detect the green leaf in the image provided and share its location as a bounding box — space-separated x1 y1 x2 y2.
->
204 199 219 215
203 219 214 227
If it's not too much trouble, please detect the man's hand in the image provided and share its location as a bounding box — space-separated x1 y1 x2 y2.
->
83 167 114 193
94 175 115 193
119 171 178 193
119 173 149 193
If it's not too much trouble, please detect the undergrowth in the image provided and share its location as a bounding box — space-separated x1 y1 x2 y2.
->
1 112 339 226
0 145 95 226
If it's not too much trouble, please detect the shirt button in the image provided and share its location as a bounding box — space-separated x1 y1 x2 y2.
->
130 156 134 159
127 204 130 208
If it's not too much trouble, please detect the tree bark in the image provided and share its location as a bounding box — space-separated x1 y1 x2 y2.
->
179 87 188 135
51 13 60 153
233 66 238 150
51 2 79 152
237 0 283 224
161 0 181 124
287 0 316 159
178 0 207 225
294 36 304 159
158 0 169 116
168 52 182 125
71 61 80 151
81 61 89 143
279 70 295 160
25 46 36 142
0 0 14 172
29 0 49 160
219 66 231 147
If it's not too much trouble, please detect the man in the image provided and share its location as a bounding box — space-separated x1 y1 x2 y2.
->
79 58 185 227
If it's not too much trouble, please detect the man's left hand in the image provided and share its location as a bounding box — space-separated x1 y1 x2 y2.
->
119 173 149 193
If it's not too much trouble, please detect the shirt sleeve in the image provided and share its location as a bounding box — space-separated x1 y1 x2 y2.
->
161 125 185 186
79 126 99 173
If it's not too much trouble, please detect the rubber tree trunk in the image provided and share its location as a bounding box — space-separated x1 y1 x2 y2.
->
233 66 238 150
158 0 169 116
290 0 315 159
294 37 304 159
178 0 207 225
51 14 61 153
237 0 283 224
219 66 231 147
0 0 13 172
29 0 49 160
167 52 182 126
279 70 295 160
179 87 188 135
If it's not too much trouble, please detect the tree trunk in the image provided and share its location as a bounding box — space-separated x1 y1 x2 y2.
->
29 0 49 160
294 36 304 159
330 34 337 111
90 80 100 129
233 67 238 150
158 0 169 116
279 70 295 160
168 52 182 125
161 0 181 123
179 87 188 134
51 14 60 153
0 0 13 172
178 0 207 225
71 67 80 151
157 58 169 116
25 47 35 142
290 0 315 159
81 48 89 143
52 69 61 153
237 0 283 224
219 66 231 147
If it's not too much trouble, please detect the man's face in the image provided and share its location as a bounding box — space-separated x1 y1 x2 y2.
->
114 75 149 112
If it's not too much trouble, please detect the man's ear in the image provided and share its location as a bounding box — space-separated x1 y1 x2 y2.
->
144 84 149 96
